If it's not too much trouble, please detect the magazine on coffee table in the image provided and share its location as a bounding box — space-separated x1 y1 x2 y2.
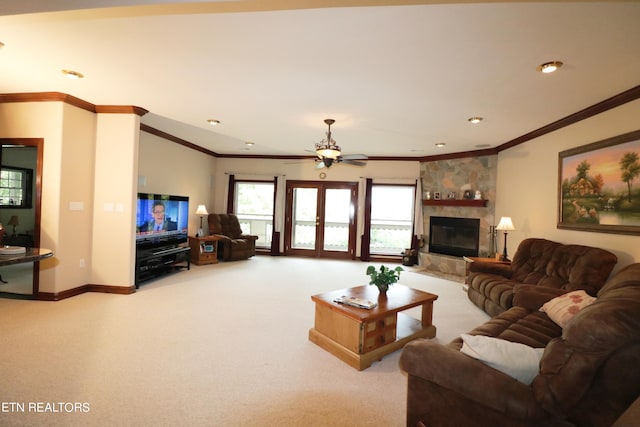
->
333 295 378 310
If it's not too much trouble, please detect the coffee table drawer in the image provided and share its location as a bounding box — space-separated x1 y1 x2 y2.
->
362 315 397 352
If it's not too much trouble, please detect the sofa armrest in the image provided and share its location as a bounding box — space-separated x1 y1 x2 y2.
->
211 234 232 242
239 234 258 241
469 261 513 278
512 285 569 310
400 339 547 419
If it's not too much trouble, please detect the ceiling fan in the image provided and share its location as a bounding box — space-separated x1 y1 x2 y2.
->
313 119 368 169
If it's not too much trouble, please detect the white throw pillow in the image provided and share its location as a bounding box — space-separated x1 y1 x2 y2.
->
540 290 596 328
460 334 544 385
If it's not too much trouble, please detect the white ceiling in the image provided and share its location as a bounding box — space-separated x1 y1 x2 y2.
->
1 1 639 158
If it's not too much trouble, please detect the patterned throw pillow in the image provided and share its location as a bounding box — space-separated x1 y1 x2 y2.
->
540 290 596 328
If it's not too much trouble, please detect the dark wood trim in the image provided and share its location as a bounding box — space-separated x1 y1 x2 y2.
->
0 92 97 113
419 148 499 162
497 85 640 152
36 284 136 301
0 138 44 295
140 123 219 157
0 92 150 117
423 199 488 207
96 105 148 116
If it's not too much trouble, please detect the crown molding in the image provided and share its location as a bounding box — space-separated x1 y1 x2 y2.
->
3 86 639 161
0 92 147 116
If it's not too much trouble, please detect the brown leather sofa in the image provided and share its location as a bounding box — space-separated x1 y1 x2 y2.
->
207 213 258 261
400 263 640 427
467 238 618 317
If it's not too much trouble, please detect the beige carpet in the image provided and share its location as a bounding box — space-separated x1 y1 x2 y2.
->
0 256 489 426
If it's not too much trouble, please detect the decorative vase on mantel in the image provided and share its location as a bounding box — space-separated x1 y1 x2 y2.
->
366 265 404 299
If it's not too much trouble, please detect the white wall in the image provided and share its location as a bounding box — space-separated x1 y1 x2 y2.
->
91 113 139 287
138 132 216 235
0 101 95 294
496 99 640 272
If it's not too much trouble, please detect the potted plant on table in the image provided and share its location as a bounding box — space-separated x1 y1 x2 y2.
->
366 265 404 297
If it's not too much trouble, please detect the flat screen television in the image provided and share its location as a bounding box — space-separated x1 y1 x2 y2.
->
136 193 189 249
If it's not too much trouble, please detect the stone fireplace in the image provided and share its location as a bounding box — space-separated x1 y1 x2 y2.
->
419 155 498 278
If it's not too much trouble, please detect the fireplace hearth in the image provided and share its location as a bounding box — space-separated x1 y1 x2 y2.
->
429 216 480 258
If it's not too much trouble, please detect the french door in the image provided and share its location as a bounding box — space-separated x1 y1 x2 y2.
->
284 181 358 259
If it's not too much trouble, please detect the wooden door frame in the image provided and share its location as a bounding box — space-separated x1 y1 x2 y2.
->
0 138 44 297
284 180 358 259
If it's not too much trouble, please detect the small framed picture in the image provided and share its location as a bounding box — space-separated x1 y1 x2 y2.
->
463 190 472 199
433 192 441 200
448 192 457 199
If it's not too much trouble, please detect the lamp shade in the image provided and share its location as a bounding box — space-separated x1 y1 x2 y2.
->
195 205 208 216
496 216 515 231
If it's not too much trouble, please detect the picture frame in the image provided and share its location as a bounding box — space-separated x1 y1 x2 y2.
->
558 129 640 235
433 191 441 200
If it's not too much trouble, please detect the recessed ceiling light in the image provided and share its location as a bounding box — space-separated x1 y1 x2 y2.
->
245 141 254 147
207 119 220 126
435 142 446 148
537 61 563 74
62 69 84 80
468 117 483 124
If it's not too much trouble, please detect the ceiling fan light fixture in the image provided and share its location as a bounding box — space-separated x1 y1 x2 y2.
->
538 61 563 74
316 144 341 159
315 118 341 159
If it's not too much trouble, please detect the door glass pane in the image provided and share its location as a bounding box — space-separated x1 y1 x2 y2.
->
234 182 274 248
292 187 317 249
323 188 350 252
370 185 414 254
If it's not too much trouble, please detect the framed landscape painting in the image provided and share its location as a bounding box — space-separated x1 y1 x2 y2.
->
558 129 640 235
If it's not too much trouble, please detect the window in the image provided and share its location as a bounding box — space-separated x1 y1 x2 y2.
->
370 184 415 255
0 166 33 209
234 181 275 248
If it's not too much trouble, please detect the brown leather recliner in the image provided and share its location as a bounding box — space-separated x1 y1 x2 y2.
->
207 214 258 261
400 263 640 427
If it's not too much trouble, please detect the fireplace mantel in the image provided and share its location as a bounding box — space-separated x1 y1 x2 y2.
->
423 199 488 207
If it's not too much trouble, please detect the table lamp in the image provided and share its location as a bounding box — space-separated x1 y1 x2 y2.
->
496 216 515 262
7 215 19 237
195 205 208 237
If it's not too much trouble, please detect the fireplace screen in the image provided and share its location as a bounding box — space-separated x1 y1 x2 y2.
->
429 216 480 258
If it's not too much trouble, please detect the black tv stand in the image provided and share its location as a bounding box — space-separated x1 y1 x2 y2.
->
135 243 191 287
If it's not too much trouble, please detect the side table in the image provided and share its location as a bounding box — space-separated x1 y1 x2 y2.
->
463 256 511 283
188 235 221 265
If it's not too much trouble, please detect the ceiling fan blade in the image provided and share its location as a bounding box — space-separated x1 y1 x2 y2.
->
340 159 367 166
340 154 368 160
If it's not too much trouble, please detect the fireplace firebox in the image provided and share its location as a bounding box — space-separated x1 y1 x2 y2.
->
429 216 480 258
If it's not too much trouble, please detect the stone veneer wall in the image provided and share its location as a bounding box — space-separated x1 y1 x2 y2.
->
419 155 498 277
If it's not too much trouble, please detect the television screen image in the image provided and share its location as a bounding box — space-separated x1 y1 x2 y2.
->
136 193 189 248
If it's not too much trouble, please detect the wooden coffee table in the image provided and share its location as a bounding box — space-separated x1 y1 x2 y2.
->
309 284 438 370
